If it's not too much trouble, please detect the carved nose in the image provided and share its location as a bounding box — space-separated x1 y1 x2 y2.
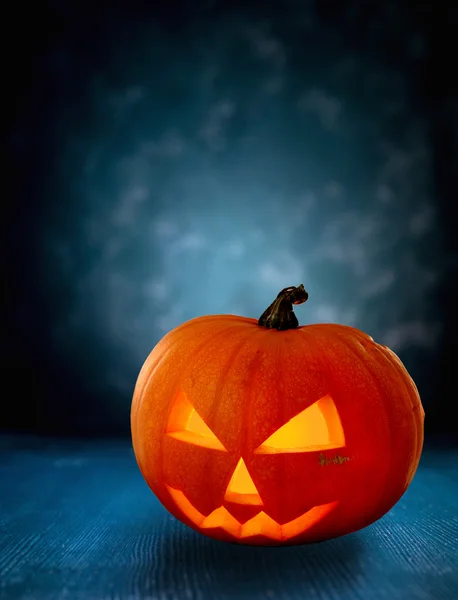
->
224 458 263 505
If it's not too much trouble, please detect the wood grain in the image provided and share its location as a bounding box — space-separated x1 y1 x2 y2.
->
1 436 457 600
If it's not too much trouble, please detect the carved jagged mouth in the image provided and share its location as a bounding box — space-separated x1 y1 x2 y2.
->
166 485 338 540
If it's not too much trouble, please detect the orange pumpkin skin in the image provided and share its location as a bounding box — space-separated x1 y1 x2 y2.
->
132 307 424 546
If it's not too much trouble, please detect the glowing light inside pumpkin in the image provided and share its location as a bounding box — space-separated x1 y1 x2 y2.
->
255 393 345 454
166 484 338 540
166 388 227 451
166 389 345 455
224 458 263 505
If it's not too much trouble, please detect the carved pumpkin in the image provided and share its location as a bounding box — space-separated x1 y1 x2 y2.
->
131 285 424 545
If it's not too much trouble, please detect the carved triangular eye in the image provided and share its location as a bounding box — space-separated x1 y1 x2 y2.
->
166 388 227 451
254 394 345 454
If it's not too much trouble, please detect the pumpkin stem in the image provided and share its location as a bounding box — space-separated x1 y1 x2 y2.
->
258 284 309 330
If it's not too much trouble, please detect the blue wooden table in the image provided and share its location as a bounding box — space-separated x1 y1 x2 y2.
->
1 435 457 600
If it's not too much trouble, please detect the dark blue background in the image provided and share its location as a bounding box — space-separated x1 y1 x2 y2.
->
2 0 457 440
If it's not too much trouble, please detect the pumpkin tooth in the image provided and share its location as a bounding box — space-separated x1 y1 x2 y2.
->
166 485 337 542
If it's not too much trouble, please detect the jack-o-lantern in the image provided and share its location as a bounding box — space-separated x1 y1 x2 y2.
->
131 285 424 545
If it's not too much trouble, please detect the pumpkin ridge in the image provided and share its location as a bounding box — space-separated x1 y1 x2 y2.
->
335 333 394 524
242 328 284 469
381 344 424 467
374 344 424 492
158 322 252 505
209 326 268 463
295 325 391 533
201 326 264 506
132 333 185 429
